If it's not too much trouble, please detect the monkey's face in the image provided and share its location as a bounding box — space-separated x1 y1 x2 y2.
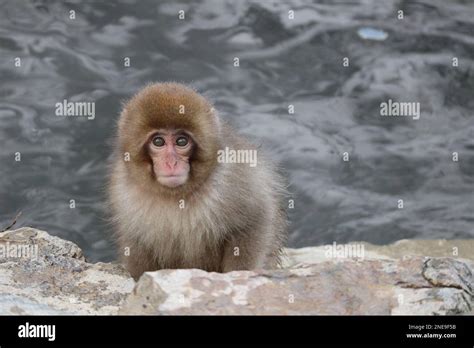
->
147 129 194 188
118 83 220 196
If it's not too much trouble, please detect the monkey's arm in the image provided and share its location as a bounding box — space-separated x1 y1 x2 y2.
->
119 240 158 280
220 230 271 272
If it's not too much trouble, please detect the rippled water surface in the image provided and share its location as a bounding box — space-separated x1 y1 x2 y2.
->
1 0 473 262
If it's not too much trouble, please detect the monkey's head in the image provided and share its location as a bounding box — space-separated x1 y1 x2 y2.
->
118 83 221 196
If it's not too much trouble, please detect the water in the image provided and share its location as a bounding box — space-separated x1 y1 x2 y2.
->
0 0 473 262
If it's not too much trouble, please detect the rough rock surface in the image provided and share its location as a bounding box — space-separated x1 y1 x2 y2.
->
0 227 134 314
0 227 473 315
120 257 473 315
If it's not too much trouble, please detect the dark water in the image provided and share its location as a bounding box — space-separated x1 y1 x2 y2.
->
0 0 473 262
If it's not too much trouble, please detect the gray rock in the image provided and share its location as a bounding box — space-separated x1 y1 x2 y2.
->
121 256 473 315
1 227 472 315
0 227 134 314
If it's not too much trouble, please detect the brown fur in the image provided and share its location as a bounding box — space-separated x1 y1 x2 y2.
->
108 82 287 279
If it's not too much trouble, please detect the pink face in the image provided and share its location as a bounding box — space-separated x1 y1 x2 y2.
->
148 129 194 188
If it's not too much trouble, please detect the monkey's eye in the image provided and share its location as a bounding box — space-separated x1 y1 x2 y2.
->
152 136 165 147
176 136 188 147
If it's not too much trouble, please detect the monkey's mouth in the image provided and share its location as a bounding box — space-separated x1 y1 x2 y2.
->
157 175 188 188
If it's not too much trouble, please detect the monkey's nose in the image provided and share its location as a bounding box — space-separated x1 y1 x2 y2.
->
166 160 178 170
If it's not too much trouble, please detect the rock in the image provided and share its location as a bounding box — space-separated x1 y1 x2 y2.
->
120 257 473 315
1 227 473 315
0 227 134 314
360 239 474 261
282 239 474 268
